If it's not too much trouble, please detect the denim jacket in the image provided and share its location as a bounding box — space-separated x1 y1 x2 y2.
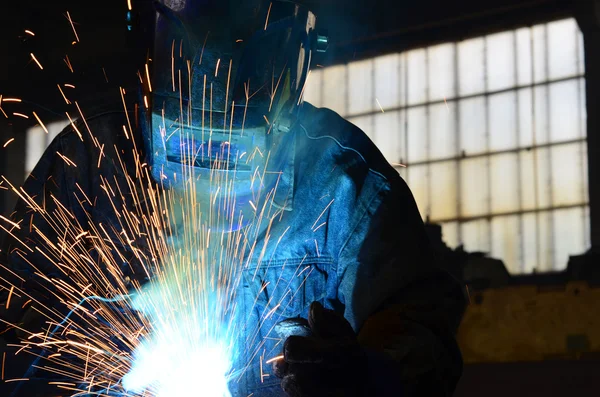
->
0 102 464 396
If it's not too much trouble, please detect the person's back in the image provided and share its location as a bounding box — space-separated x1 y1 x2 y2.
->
0 1 465 395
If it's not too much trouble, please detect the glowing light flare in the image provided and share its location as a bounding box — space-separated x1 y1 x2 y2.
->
24 30 35 36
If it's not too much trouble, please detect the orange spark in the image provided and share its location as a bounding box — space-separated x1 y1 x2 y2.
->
145 63 152 92
127 0 132 11
264 2 272 30
56 152 77 167
5 286 14 309
64 83 76 88
24 30 35 36
66 11 80 42
12 113 28 119
32 111 49 134
30 53 43 70
63 55 74 73
265 355 284 364
215 58 221 77
57 84 71 104
2 98 22 102
376 98 385 113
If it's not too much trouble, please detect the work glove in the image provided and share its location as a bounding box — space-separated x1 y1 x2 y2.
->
273 301 368 397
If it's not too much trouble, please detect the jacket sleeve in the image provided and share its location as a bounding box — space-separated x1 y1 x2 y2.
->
338 175 466 396
0 131 81 326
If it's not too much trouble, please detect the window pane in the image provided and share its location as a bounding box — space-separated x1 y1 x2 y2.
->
490 153 520 213
585 206 591 248
26 125 47 176
553 207 586 271
522 213 537 273
428 43 455 102
458 37 485 96
532 24 547 83
348 115 373 140
577 30 585 75
516 27 533 86
323 64 347 115
489 91 517 151
547 19 578 80
441 221 459 248
491 215 521 274
430 161 458 220
538 210 554 271
374 54 401 110
373 111 403 164
533 85 549 145
518 88 533 148
429 102 456 160
407 106 428 163
459 96 486 155
461 219 491 253
535 147 552 209
549 80 583 142
407 164 429 219
550 142 586 206
407 49 427 105
486 31 516 91
519 147 552 210
460 157 489 217
303 69 322 107
348 59 373 115
519 149 537 211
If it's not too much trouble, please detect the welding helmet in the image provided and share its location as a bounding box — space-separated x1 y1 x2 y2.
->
141 0 325 227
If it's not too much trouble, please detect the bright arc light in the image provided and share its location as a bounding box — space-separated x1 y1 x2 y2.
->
122 274 234 397
122 338 231 397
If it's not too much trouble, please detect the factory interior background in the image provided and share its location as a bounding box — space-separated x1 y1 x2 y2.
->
2 0 600 396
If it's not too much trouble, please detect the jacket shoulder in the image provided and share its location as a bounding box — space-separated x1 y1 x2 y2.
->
300 103 400 184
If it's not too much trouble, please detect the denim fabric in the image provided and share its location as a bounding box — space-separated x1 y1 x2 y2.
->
0 103 461 397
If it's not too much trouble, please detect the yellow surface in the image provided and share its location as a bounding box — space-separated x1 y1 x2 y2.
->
457 282 600 363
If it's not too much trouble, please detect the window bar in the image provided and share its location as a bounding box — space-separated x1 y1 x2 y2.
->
403 53 410 187
343 74 584 120
425 48 432 220
530 25 541 273
513 29 526 272
575 25 587 246
484 35 492 254
454 42 462 246
543 22 555 271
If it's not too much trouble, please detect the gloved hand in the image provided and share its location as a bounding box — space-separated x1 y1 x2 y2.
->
273 302 368 397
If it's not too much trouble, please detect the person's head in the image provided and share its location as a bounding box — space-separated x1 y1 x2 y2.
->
141 0 324 228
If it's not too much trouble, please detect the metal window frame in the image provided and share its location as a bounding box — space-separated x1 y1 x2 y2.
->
333 18 588 272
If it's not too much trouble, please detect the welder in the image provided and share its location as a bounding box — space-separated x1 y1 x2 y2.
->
0 0 465 396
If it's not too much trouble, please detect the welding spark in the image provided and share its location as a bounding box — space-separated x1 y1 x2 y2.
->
30 53 43 70
0 25 318 397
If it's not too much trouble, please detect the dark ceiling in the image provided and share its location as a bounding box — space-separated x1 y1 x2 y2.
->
0 0 573 128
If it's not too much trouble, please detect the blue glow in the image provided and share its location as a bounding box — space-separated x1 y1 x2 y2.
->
122 271 235 397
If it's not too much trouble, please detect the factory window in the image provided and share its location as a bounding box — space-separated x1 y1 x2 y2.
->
304 18 588 274
25 120 70 177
